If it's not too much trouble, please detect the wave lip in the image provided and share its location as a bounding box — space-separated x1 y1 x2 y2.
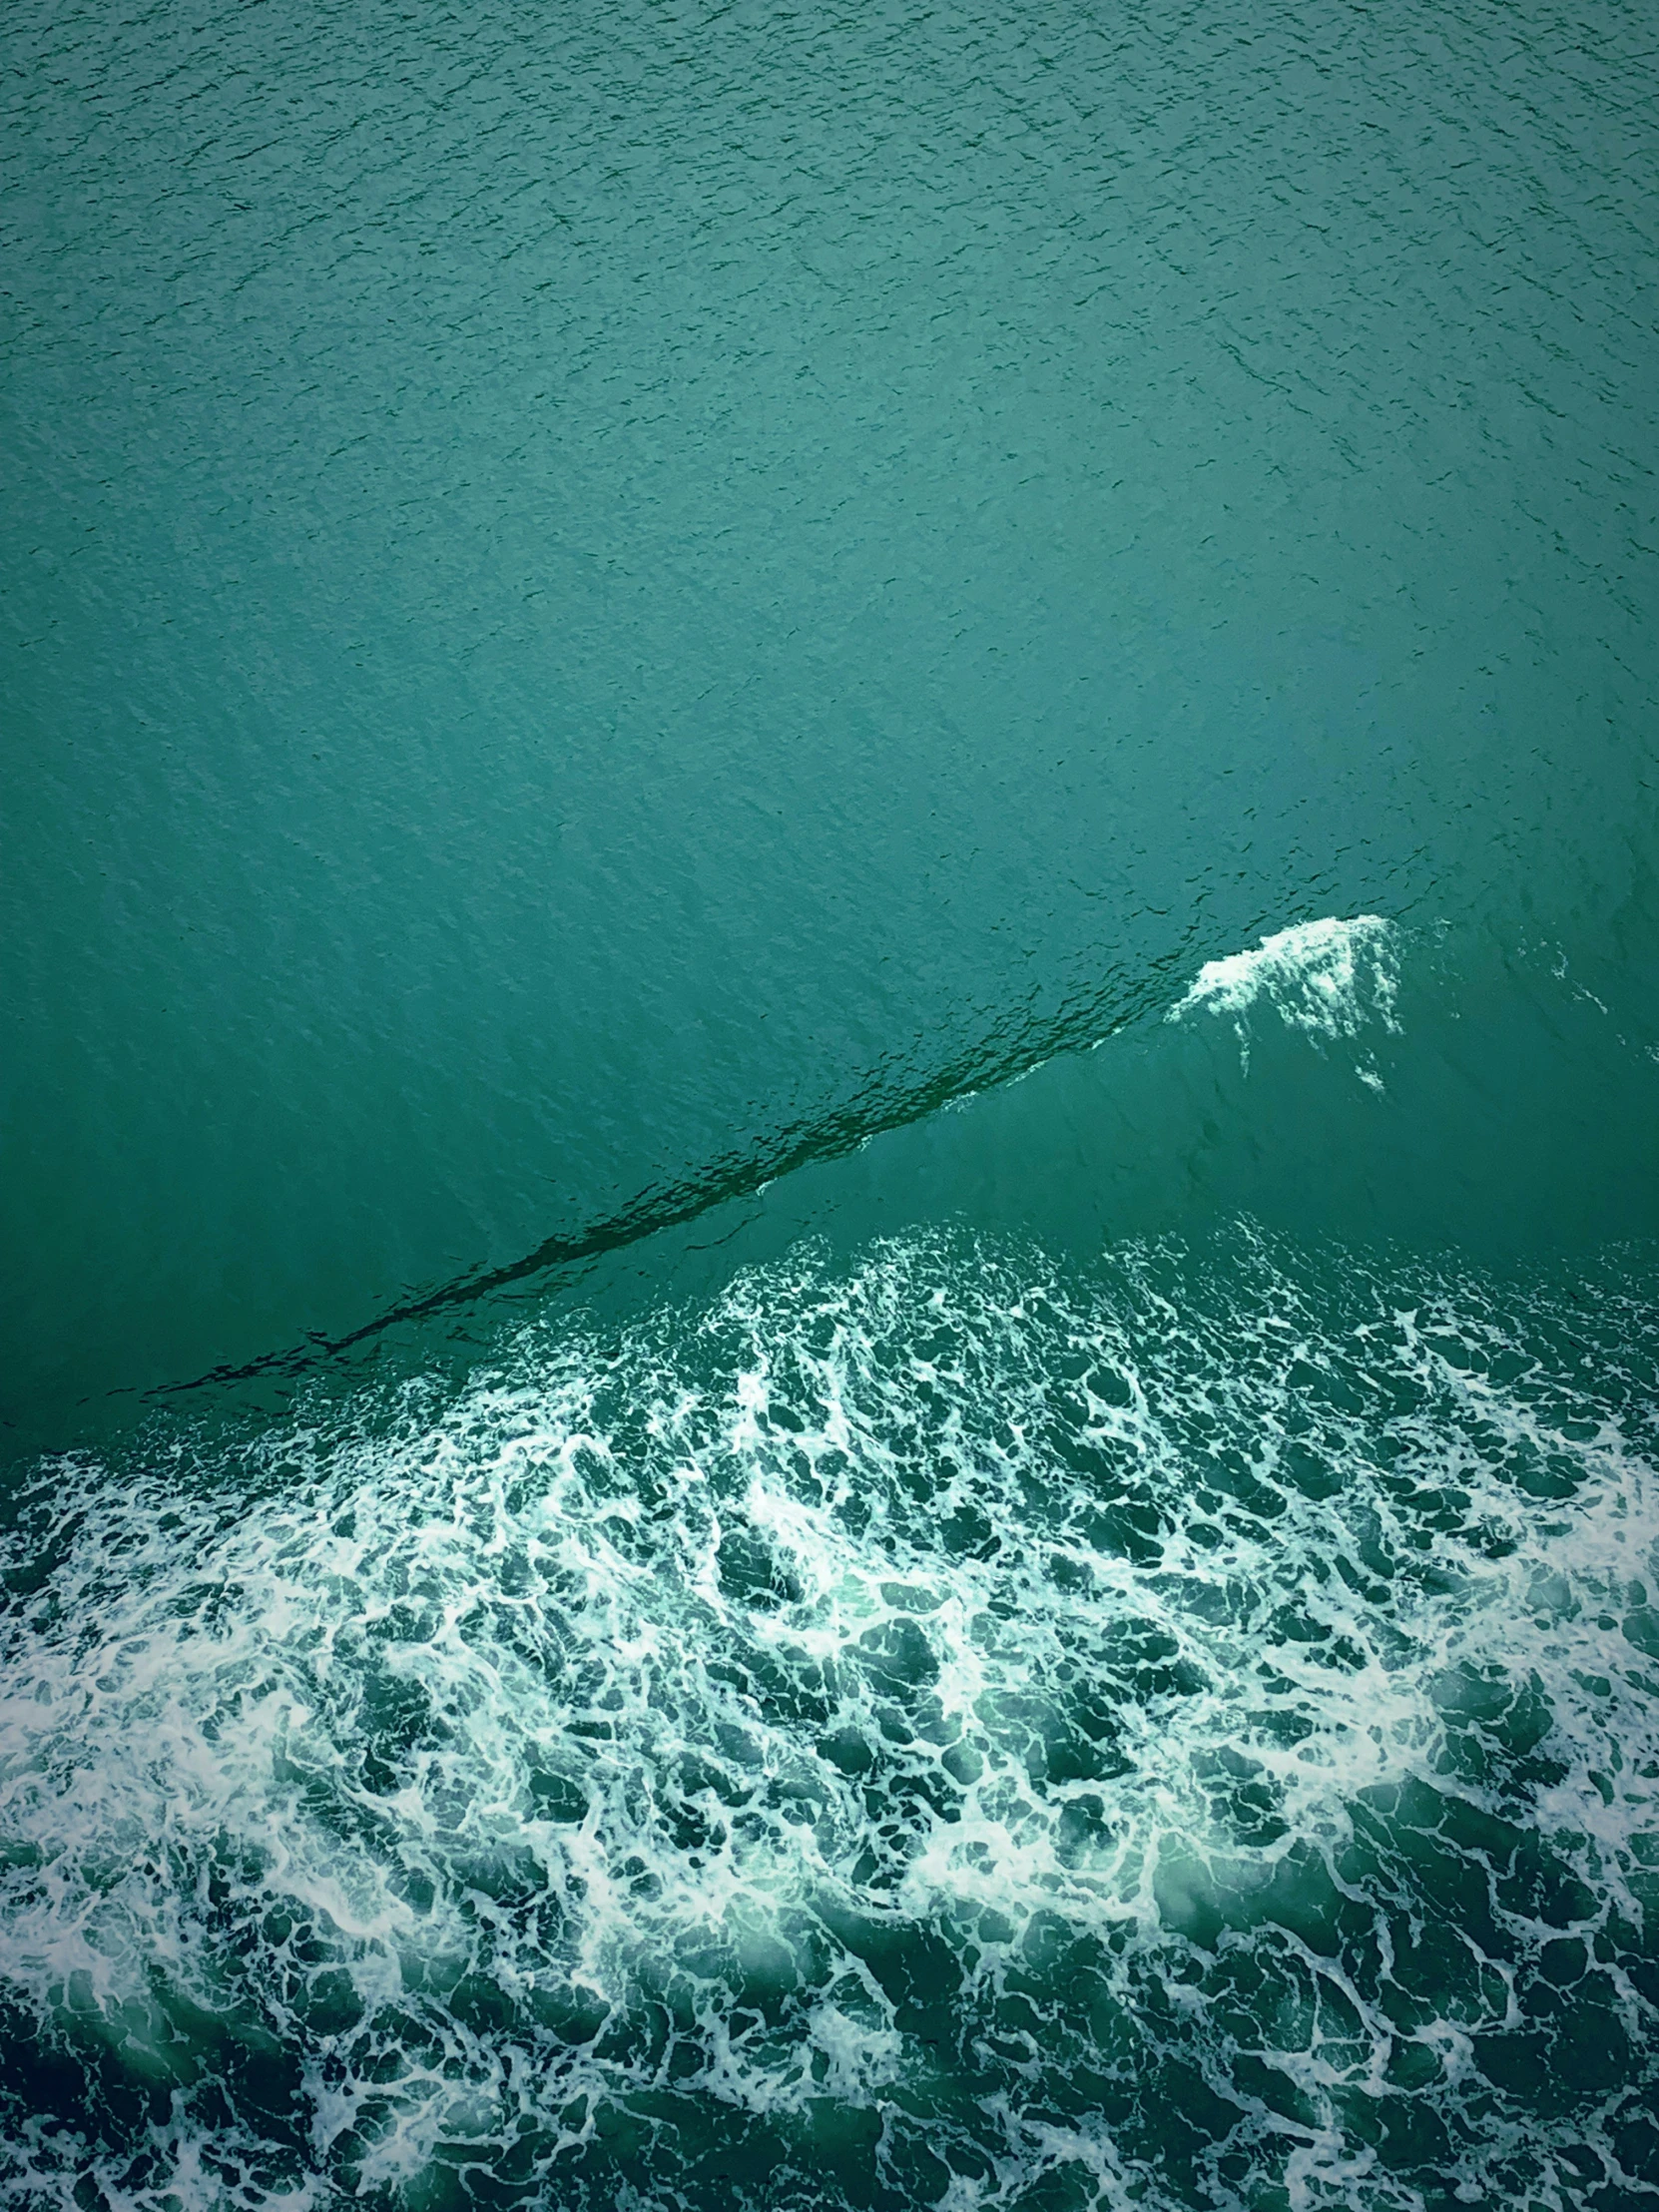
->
1168 915 1400 1070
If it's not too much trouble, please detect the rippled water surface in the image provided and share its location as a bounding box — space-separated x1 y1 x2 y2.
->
3 0 1658 2202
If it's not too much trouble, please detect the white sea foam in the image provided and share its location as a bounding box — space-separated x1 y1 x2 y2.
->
1168 917 1400 1079
0 1230 1655 2209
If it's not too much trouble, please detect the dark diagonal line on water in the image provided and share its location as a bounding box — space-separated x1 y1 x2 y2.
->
146 986 1158 1407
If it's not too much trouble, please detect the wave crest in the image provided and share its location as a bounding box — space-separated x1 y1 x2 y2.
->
1168 917 1400 1075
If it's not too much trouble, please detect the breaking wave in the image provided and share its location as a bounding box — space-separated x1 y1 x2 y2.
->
1169 918 1400 1087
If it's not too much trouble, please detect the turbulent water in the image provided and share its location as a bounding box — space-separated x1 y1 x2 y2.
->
4 0 1659 2204
8 1214 1659 2211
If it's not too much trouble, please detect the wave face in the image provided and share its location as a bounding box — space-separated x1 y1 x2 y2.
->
5 0 1658 1426
3 1228 1657 2209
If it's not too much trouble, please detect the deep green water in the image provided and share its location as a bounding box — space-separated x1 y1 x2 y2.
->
3 0 1659 2204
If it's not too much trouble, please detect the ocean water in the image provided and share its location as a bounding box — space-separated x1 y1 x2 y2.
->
3 0 1659 2204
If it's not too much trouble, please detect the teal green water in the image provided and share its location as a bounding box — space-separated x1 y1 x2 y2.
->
3 0 1659 2203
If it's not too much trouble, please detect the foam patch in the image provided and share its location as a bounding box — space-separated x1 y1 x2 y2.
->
1 1228 1656 2209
